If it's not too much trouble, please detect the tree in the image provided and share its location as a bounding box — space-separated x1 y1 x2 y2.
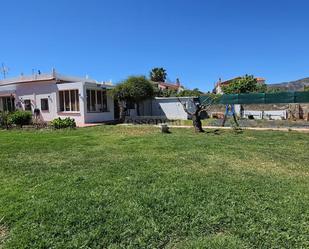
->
177 88 204 97
222 75 267 94
266 87 284 93
155 88 204 98
110 76 155 121
156 88 178 97
178 95 219 133
150 67 167 82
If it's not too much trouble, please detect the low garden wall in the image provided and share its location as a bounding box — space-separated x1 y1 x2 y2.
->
207 103 309 121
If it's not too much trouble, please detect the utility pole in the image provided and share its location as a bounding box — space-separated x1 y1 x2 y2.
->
0 63 9 79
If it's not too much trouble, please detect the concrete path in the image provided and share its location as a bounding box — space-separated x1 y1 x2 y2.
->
163 125 309 133
79 122 309 133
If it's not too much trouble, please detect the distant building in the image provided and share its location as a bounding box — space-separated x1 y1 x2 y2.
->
152 78 184 93
214 77 266 94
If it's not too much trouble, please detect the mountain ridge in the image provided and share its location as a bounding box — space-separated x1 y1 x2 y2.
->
268 77 309 91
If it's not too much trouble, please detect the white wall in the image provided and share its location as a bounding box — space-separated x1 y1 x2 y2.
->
130 97 195 120
14 81 68 122
153 99 189 120
215 85 223 94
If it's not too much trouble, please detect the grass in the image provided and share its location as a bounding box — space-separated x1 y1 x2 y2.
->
0 126 309 248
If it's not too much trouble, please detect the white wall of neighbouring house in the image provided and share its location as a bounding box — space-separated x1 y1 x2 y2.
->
215 85 223 94
129 97 194 120
153 98 190 120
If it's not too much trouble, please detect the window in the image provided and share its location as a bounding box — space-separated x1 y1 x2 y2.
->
102 91 107 111
59 91 64 112
87 89 108 112
86 90 90 112
97 91 102 106
24 100 32 111
91 90 96 112
0 97 15 112
41 98 49 111
59 90 79 112
64 91 70 111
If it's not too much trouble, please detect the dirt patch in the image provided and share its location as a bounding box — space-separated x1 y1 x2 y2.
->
118 125 157 136
245 136 257 140
229 156 309 179
0 224 9 248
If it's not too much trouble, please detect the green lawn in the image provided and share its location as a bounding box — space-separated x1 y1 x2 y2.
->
0 126 309 248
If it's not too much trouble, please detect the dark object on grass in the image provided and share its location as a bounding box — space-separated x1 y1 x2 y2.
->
160 124 170 133
206 129 221 135
233 126 243 134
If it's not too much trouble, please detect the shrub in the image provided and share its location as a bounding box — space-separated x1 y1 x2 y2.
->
9 111 32 128
50 117 76 129
0 111 12 129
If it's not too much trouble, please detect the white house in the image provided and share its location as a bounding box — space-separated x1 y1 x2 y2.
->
0 69 115 125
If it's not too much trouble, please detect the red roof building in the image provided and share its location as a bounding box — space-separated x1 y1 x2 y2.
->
152 79 184 93
214 77 265 94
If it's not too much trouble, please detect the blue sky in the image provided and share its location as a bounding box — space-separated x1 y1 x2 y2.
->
1 0 308 91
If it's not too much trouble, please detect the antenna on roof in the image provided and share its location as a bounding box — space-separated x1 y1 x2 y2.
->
0 63 9 79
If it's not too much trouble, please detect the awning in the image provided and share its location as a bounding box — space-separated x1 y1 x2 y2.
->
0 86 16 97
0 90 16 97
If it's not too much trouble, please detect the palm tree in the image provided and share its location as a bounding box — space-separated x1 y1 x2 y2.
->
150 67 167 82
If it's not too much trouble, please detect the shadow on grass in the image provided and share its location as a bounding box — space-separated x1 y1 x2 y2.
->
206 129 222 135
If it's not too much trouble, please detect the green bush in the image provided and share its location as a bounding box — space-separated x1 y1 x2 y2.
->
0 111 12 129
50 117 76 129
9 111 32 128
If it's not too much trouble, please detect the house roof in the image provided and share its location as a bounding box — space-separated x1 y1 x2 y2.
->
157 82 182 89
0 69 113 88
0 73 56 86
